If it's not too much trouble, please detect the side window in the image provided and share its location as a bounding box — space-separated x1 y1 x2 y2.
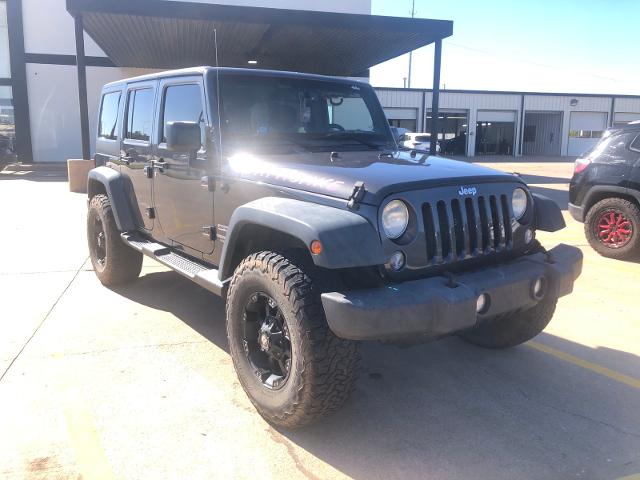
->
630 134 640 153
98 92 121 140
125 88 154 142
161 84 204 145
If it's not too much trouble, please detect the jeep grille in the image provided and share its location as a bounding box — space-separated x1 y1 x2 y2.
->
421 194 513 264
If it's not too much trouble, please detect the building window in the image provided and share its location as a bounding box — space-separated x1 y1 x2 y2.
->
0 85 15 162
125 89 154 142
98 92 121 140
0 1 9 79
569 129 603 139
388 118 417 131
160 84 203 144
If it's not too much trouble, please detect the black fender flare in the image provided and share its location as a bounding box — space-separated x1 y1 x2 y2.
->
582 185 640 212
533 193 565 232
218 197 386 280
87 166 137 231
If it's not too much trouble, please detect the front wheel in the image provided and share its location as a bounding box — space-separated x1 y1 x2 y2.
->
459 296 557 349
585 197 640 260
226 251 360 429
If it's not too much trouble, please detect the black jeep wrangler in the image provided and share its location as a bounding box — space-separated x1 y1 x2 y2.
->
570 122 640 259
87 67 582 428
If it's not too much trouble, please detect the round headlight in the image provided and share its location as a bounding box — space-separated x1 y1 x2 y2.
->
382 200 409 239
512 188 528 220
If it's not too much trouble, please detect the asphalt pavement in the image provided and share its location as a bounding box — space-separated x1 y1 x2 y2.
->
0 161 639 480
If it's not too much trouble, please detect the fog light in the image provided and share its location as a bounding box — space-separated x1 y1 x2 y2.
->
532 277 546 299
476 293 490 314
524 228 534 244
388 251 406 271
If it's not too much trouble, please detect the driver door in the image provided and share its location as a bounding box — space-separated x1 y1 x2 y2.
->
152 76 215 255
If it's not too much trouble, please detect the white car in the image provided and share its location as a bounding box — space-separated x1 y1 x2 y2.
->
399 132 440 152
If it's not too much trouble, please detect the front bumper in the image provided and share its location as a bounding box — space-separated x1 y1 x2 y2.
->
321 244 583 342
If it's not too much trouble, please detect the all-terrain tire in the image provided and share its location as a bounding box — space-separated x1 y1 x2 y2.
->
87 194 143 286
226 251 360 429
584 197 640 260
459 296 557 349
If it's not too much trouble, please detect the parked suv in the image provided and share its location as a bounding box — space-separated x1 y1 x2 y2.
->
87 67 582 428
569 122 640 259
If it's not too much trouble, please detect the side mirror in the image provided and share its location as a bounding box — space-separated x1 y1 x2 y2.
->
166 121 201 153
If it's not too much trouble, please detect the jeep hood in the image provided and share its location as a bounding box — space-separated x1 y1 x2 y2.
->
225 150 520 205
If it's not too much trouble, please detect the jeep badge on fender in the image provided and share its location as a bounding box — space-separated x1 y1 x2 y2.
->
87 67 583 429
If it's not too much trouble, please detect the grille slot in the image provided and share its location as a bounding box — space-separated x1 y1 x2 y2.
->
422 194 513 265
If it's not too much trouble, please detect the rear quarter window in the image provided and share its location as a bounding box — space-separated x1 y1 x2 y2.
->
630 133 640 153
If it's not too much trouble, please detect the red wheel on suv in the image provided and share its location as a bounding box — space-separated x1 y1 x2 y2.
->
585 198 640 259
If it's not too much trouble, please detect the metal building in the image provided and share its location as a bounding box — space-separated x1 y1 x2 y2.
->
378 88 640 157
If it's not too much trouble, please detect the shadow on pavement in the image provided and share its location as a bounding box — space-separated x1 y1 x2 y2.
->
112 270 229 353
113 269 640 480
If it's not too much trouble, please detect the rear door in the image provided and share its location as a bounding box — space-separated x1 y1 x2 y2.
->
152 76 215 255
120 81 157 231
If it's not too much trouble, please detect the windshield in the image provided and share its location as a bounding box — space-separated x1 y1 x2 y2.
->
218 74 394 153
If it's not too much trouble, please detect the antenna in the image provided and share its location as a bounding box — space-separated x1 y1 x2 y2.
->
214 29 224 161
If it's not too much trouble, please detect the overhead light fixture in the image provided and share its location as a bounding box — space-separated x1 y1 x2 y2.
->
247 60 258 65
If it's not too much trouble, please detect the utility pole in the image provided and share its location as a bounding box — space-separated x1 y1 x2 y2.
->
407 0 416 88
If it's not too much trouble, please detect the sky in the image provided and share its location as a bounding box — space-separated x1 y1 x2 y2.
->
370 0 640 95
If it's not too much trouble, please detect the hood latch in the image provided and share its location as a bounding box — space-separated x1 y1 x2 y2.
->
347 181 366 210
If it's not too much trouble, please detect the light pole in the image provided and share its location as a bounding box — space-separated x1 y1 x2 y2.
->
407 0 416 88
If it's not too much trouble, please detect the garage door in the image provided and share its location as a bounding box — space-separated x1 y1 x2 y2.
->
614 112 640 127
477 110 516 122
568 112 607 156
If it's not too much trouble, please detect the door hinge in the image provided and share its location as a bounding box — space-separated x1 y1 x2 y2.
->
201 176 215 192
146 207 155 219
347 181 366 210
202 225 216 241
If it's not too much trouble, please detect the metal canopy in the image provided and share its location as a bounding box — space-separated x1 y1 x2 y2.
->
66 0 453 76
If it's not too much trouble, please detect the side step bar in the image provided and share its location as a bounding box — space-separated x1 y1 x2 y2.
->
121 233 225 296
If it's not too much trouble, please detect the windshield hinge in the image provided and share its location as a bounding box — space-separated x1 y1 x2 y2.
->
347 181 366 211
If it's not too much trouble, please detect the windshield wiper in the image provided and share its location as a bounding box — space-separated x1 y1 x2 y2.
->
324 132 385 150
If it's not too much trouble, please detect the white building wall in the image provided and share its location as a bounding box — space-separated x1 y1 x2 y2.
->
21 0 370 161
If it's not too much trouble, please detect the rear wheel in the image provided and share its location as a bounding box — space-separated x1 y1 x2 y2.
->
585 197 640 260
87 194 143 286
226 251 360 429
459 296 557 349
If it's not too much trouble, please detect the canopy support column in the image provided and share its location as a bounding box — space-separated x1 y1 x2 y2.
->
429 39 442 155
74 14 91 160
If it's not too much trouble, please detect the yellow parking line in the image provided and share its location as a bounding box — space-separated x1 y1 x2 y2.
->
64 403 115 480
527 341 640 390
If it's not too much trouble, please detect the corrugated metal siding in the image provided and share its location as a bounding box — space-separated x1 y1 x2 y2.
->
376 89 422 108
523 112 562 156
374 88 640 156
615 97 640 113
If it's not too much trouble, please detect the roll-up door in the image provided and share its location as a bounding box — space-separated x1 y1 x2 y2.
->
568 112 607 156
